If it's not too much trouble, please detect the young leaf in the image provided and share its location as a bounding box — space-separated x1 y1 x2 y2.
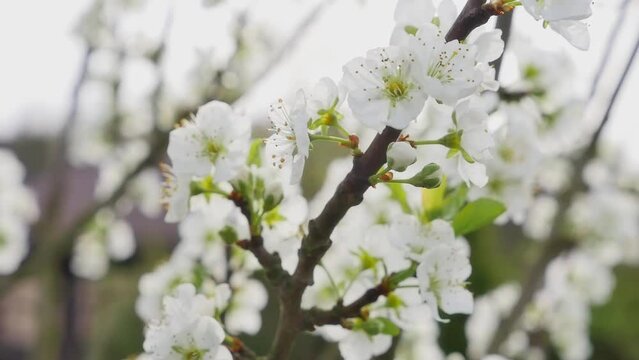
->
452 198 506 236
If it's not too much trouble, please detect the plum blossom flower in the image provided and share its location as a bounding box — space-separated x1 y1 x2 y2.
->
167 100 250 182
389 215 459 261
223 273 268 335
342 46 427 131
318 325 392 360
409 23 484 105
174 195 250 282
416 245 473 321
143 284 232 360
522 0 592 50
265 91 311 184
442 98 494 188
307 77 345 128
391 0 457 46
135 257 231 323
160 164 193 223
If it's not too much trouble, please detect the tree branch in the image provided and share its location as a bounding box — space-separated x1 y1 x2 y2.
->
304 279 392 327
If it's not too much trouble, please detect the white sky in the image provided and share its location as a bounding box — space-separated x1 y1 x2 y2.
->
0 0 638 164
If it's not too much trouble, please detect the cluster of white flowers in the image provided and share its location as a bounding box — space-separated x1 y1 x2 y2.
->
0 149 39 275
126 0 635 359
142 283 233 360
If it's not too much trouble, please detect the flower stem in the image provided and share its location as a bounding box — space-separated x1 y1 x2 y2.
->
310 134 351 146
412 139 443 146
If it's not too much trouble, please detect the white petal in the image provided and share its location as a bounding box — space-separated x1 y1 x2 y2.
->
550 20 590 50
439 287 474 314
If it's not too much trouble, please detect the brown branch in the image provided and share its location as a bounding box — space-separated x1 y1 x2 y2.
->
492 9 513 80
267 2 502 358
304 279 392 327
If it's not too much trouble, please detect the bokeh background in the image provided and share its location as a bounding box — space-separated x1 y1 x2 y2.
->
1 0 638 359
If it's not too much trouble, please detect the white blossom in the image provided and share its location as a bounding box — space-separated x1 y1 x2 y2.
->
416 245 473 321
409 23 484 105
342 46 426 131
223 273 268 335
167 100 250 182
318 325 392 360
265 91 311 184
175 195 249 282
389 215 458 261
143 284 232 360
446 98 494 188
307 77 344 123
160 164 193 223
521 0 592 50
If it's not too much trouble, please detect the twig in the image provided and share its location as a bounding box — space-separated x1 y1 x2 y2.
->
267 2 500 358
304 279 392 327
492 9 513 80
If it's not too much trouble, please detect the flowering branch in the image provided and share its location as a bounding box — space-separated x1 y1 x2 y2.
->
267 1 506 358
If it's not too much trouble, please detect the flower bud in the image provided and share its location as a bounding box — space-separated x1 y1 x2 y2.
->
407 163 442 188
387 142 417 172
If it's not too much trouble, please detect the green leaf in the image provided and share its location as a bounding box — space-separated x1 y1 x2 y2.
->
452 198 506 236
247 139 263 166
386 183 411 214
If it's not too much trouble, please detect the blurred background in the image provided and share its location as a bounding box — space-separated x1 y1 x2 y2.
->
0 0 638 359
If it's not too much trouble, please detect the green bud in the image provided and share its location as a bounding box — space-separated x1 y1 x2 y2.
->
406 163 442 189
